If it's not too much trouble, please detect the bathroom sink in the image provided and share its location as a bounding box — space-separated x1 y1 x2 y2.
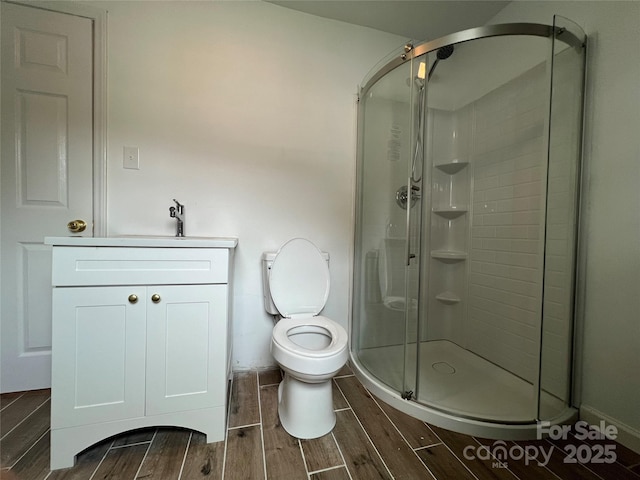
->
44 235 238 248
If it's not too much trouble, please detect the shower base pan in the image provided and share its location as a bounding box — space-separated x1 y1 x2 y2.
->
354 340 576 440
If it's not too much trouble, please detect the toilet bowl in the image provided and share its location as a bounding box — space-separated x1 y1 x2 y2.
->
263 238 348 439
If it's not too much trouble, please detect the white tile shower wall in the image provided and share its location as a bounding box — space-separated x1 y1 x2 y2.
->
467 63 547 383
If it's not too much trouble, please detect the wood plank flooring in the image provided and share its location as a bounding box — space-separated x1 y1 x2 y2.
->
1 366 639 479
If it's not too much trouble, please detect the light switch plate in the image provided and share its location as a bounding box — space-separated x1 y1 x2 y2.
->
123 146 139 170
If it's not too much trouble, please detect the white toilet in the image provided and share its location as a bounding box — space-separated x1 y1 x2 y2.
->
262 238 348 439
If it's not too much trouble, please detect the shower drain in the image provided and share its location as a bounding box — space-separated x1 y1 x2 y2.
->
432 361 456 374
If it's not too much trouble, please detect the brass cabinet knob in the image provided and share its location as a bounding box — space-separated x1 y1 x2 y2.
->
151 294 161 303
128 294 138 304
67 219 87 233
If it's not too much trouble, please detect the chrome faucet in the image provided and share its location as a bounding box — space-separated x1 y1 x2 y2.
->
169 199 185 237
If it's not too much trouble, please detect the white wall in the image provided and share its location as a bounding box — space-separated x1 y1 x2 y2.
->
489 1 640 442
89 0 405 369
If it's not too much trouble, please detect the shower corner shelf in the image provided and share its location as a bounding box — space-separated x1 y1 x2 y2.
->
435 291 461 304
433 207 468 219
435 160 469 175
431 250 467 262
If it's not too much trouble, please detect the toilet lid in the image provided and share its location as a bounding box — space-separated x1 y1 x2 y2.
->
269 238 330 317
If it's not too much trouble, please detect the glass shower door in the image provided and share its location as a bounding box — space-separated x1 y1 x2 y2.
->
538 15 586 421
418 34 552 423
353 54 422 398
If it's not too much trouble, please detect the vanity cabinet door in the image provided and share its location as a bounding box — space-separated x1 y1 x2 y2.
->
51 286 147 428
145 284 228 416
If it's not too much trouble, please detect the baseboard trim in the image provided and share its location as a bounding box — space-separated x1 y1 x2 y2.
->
580 404 640 454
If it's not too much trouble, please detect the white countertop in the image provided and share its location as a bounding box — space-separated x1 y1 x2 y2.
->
44 235 238 248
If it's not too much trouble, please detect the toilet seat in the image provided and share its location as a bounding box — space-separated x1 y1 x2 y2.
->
271 315 348 381
272 316 348 359
269 238 330 318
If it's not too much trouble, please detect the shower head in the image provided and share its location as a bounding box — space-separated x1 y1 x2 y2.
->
436 44 454 60
428 44 455 81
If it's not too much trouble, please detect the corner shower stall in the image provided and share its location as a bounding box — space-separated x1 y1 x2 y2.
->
352 18 586 438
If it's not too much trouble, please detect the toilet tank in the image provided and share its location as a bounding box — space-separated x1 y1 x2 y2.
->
261 250 330 316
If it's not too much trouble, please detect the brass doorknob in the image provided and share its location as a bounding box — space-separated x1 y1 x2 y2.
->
67 219 87 233
151 294 161 303
128 294 138 304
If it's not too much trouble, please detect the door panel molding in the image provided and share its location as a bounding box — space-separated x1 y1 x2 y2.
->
8 0 107 235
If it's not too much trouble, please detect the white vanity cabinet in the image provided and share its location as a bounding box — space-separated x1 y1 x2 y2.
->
45 236 237 470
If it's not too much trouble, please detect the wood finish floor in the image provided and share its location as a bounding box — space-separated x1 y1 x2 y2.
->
2 365 639 479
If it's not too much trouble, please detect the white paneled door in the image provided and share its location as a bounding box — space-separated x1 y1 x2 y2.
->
1 3 93 392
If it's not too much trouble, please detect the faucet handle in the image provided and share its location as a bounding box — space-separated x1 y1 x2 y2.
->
169 206 176 217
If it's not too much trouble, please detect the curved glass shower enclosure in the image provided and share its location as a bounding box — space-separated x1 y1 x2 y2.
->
352 18 586 438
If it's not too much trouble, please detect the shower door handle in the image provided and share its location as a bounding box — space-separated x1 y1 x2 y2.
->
405 184 419 265
405 228 416 265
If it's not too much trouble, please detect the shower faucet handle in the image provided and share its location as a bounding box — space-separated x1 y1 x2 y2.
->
396 185 420 210
172 198 184 212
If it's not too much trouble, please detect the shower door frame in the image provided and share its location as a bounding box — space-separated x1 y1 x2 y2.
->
351 21 586 439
